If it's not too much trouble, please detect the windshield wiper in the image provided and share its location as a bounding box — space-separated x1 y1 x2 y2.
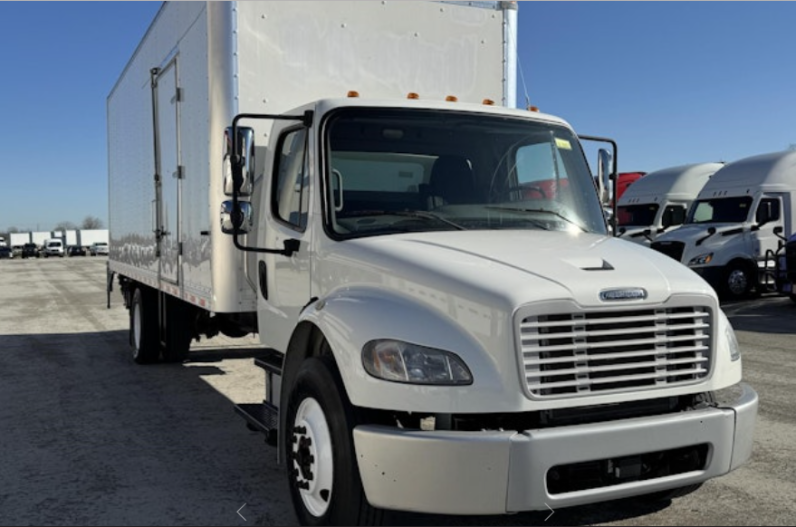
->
341 210 467 231
485 206 587 232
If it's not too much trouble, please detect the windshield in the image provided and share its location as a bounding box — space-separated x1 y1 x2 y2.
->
324 109 606 239
686 196 753 224
617 204 659 227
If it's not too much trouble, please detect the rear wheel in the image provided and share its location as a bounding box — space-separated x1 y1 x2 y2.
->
285 355 383 526
161 296 194 363
131 287 161 364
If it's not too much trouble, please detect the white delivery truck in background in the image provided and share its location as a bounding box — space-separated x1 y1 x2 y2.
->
616 163 721 246
652 150 795 300
108 2 756 525
9 232 30 248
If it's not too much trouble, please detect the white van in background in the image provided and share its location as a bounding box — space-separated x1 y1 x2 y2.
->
652 150 795 299
43 239 65 258
616 163 722 246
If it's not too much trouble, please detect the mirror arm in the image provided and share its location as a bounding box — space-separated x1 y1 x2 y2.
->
229 110 313 255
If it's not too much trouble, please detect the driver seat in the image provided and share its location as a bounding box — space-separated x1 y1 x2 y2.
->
427 155 478 206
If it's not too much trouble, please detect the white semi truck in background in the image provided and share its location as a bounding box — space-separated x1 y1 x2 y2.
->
616 163 721 246
107 2 757 525
652 150 796 300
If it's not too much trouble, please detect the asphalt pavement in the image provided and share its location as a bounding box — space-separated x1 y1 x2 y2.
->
0 257 794 525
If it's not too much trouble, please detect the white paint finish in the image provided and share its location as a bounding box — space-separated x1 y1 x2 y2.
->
108 2 207 296
353 426 513 515
301 230 743 413
153 60 181 285
235 1 506 115
618 162 722 245
352 385 757 515
657 150 796 271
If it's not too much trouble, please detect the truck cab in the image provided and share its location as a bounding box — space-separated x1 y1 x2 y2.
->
226 96 757 524
617 163 721 246
652 151 795 299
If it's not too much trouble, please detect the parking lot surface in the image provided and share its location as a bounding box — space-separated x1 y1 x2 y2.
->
0 258 794 525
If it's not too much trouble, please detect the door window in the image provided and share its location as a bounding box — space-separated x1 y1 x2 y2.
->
756 197 781 224
273 128 309 230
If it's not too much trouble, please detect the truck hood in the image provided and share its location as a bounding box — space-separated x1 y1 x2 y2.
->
655 223 743 250
319 230 715 310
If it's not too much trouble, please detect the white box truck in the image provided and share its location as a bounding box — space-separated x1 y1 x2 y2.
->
108 2 756 524
9 232 29 247
652 150 795 299
616 163 722 246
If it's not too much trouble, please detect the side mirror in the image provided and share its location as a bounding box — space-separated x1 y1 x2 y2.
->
756 201 773 227
597 148 613 207
661 209 673 229
220 200 253 234
224 127 254 196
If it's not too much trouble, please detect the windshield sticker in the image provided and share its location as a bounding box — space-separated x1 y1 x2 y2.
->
555 138 572 150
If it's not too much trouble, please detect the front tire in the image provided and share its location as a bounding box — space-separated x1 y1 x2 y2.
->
723 262 753 300
285 355 383 526
130 287 161 364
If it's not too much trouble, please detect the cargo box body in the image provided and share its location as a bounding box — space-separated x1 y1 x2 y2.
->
108 1 510 314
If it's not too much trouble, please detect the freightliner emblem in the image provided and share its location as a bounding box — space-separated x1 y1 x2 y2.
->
599 288 648 301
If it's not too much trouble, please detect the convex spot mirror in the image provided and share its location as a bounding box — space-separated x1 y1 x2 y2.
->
224 126 254 196
221 200 253 234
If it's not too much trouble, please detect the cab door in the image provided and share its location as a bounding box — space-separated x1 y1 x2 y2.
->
257 121 314 352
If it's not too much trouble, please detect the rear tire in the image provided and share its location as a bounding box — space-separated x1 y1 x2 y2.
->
285 355 383 526
130 287 161 364
161 296 194 363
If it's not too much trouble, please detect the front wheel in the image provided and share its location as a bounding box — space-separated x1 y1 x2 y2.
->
285 356 383 526
723 262 753 300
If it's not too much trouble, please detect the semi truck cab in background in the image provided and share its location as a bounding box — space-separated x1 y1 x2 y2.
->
107 2 757 525
617 163 721 246
652 151 796 300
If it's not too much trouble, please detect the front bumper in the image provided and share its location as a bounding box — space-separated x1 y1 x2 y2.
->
353 383 757 515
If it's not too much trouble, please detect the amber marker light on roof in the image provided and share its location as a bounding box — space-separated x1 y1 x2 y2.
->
482 98 495 106
528 105 540 112
445 95 459 102
347 90 360 98
407 92 420 99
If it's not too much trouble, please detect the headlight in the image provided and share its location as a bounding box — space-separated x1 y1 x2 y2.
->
688 253 713 266
362 340 473 385
725 319 741 362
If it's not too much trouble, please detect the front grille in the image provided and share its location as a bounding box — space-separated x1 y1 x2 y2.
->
786 241 796 282
651 240 685 262
519 307 712 398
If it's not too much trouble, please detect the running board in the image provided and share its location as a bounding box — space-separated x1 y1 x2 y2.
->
235 349 284 447
236 402 279 446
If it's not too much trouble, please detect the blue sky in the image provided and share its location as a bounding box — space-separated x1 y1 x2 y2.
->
1 1 795 232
